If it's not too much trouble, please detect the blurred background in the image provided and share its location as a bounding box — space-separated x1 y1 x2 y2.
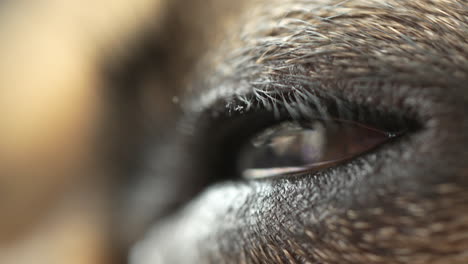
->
0 0 242 263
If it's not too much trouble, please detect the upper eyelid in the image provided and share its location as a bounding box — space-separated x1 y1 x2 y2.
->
181 0 459 128
183 88 333 131
182 85 416 142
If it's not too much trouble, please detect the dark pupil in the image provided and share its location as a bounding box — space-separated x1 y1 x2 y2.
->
240 121 326 169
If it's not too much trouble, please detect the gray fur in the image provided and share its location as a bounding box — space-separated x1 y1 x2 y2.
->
132 0 468 263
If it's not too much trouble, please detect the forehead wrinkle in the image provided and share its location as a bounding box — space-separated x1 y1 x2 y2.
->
187 0 467 113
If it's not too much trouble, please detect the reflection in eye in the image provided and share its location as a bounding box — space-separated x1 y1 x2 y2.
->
239 119 399 179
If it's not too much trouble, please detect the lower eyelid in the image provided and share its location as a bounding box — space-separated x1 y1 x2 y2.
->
242 159 353 180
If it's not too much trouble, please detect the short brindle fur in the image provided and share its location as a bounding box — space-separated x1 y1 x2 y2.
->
132 0 468 263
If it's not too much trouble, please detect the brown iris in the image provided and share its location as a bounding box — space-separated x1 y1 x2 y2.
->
239 119 397 179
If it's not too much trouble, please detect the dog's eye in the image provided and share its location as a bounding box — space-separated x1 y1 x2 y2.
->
239 119 396 179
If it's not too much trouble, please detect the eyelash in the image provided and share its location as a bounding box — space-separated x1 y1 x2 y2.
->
218 90 410 133
226 89 331 118
186 89 418 183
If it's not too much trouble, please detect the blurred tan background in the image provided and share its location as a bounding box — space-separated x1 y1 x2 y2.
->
0 0 243 263
0 1 164 263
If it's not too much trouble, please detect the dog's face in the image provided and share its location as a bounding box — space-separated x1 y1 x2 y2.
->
1 0 467 263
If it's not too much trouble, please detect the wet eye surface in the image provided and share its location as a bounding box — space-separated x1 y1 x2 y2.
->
190 93 416 186
238 119 402 180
